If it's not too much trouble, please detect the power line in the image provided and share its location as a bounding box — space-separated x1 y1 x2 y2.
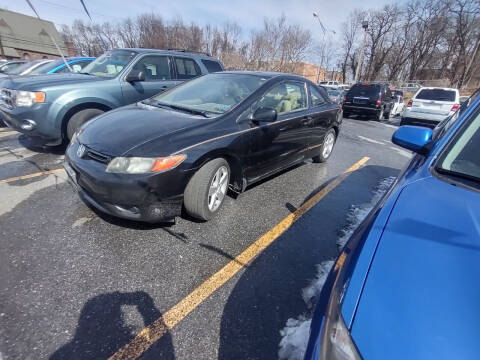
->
36 0 121 21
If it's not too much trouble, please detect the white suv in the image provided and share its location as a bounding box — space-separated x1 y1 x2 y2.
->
401 87 460 128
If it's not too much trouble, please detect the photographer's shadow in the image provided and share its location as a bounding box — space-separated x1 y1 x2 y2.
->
50 291 174 360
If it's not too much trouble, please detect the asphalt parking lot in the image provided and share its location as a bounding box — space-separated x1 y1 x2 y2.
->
0 116 410 360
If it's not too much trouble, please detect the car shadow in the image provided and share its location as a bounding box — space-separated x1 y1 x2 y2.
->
217 165 399 360
18 135 67 154
49 291 175 360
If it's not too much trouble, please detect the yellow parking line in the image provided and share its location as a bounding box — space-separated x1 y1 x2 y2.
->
0 168 65 183
108 156 370 360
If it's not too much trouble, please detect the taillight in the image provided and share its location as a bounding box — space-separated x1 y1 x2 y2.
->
376 98 381 106
343 95 346 103
451 103 460 112
407 100 413 107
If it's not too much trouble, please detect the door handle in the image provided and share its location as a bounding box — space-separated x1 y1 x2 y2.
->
301 117 313 126
160 85 169 89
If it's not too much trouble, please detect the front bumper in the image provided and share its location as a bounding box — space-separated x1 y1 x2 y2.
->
65 142 191 222
0 103 60 142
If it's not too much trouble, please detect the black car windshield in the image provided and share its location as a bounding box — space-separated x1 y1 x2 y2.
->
436 109 480 186
349 84 381 97
81 50 137 78
150 73 268 115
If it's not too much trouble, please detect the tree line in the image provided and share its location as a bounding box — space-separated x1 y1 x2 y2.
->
61 0 480 87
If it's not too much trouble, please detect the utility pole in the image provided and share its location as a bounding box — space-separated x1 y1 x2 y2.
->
0 33 5 59
462 39 480 89
313 12 327 84
355 21 369 83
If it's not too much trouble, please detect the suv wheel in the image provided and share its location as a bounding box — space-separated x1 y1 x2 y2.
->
184 158 230 221
66 108 105 140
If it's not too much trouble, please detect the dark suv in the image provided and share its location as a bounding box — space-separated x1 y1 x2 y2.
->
343 83 394 120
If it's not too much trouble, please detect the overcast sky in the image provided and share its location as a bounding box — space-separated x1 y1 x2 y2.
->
1 0 406 44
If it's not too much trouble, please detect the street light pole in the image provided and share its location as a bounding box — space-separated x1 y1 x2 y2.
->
355 21 369 83
313 12 327 83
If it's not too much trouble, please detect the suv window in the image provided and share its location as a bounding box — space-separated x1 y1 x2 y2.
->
416 89 456 102
201 59 223 73
256 82 307 115
131 56 171 81
310 85 326 107
174 57 201 79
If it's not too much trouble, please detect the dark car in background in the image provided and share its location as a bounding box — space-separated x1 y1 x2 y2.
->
0 48 224 145
304 93 480 360
64 71 342 223
326 88 344 104
343 83 394 120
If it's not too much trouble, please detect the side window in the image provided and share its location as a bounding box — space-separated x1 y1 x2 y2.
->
201 59 223 73
174 57 201 79
131 56 171 81
309 85 327 107
256 82 307 115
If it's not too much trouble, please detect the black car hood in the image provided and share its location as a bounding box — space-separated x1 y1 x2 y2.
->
78 103 208 156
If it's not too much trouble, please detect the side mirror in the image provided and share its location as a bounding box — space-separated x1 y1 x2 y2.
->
252 107 277 123
126 69 145 83
392 125 432 154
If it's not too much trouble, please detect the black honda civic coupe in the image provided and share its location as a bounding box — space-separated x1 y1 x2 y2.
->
64 71 342 222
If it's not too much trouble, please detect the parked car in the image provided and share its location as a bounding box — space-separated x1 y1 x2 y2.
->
400 82 422 93
0 59 52 78
326 88 344 104
304 91 480 360
390 94 405 117
401 87 460 128
343 82 395 120
27 57 95 75
0 60 27 74
0 48 224 145
460 95 470 105
64 71 342 223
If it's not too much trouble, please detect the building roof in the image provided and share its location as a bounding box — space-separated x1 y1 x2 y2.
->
0 8 68 57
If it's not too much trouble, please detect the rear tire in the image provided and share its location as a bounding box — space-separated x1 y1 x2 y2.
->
313 129 336 163
184 158 230 221
66 108 105 140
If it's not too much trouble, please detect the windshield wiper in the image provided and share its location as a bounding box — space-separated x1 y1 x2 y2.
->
436 167 480 185
153 101 210 117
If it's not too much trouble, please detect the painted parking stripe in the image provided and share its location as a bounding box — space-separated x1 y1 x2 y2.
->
0 168 65 183
358 135 386 145
108 156 370 360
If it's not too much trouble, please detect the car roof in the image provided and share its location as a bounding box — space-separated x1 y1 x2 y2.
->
417 87 458 92
114 48 219 59
220 70 307 81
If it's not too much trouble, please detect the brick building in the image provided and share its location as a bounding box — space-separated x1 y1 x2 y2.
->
0 8 71 60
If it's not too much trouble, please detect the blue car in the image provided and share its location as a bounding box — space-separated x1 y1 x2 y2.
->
305 90 480 360
27 57 94 75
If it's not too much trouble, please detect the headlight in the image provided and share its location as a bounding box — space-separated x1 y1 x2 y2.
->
15 91 45 107
106 154 186 174
319 253 362 360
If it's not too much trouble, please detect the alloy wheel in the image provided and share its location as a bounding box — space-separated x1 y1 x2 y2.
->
208 166 229 212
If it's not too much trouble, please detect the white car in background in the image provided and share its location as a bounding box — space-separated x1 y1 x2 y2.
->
401 87 460 128
390 94 405 117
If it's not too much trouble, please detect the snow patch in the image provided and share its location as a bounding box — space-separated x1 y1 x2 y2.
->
278 176 396 360
336 176 396 249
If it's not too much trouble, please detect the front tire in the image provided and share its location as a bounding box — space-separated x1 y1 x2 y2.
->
66 108 105 140
313 129 336 163
184 158 230 221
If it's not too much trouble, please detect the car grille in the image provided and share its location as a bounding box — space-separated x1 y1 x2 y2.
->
0 88 16 109
85 148 111 164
